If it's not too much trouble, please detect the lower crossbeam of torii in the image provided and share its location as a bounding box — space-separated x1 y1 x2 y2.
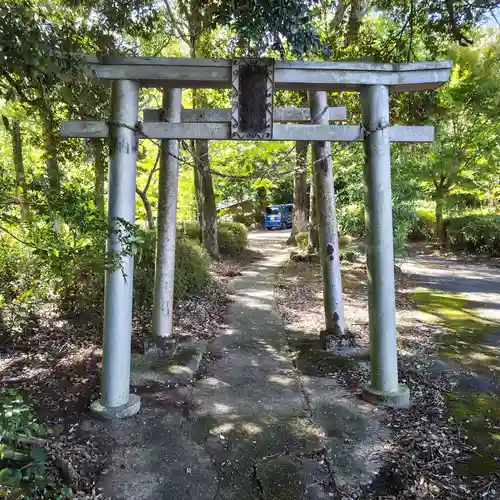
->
60 56 452 420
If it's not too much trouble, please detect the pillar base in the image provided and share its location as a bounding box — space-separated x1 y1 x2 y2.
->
144 336 177 358
89 394 141 420
361 384 410 409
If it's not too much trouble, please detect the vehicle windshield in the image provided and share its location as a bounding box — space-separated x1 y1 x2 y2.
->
266 207 281 215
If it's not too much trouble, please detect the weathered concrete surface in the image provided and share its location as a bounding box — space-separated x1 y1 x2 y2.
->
87 230 388 499
131 340 208 386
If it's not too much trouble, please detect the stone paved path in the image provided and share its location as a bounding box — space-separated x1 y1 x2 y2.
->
86 230 387 499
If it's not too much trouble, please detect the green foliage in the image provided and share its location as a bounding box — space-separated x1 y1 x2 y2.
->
269 179 293 205
173 239 213 300
338 204 365 238
179 222 249 256
231 213 254 227
0 389 72 499
0 235 47 324
295 232 308 251
408 210 436 241
180 222 202 242
446 215 500 255
133 230 212 315
217 222 248 256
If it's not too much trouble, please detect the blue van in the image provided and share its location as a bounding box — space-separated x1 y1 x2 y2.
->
264 204 293 230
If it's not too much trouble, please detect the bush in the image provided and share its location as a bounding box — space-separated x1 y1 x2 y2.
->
0 389 73 498
295 232 308 250
174 238 213 299
180 221 201 241
232 213 254 227
338 234 351 248
408 210 436 241
217 221 248 255
178 221 249 255
295 232 349 252
133 231 212 315
446 215 500 255
338 204 365 238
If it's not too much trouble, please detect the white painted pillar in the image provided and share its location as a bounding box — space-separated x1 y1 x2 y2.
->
360 85 410 408
310 91 345 338
90 79 140 419
151 88 182 344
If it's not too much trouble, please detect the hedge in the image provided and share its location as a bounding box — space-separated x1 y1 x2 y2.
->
217 221 248 255
446 215 500 255
408 210 436 241
295 232 349 252
179 221 249 256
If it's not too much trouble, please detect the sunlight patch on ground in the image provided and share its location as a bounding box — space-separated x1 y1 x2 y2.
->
267 374 293 386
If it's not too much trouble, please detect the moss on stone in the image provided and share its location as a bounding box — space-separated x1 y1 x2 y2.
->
411 289 500 376
445 392 500 476
412 289 500 477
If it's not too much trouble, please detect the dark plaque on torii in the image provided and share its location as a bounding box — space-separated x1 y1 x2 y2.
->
231 59 275 140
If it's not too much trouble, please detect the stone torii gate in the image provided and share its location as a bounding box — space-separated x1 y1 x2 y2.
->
61 56 451 419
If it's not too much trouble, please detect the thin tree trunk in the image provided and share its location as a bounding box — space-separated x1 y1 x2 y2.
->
92 138 105 215
192 139 203 242
41 103 60 195
288 141 309 244
308 165 319 253
136 187 154 229
435 196 446 246
196 140 219 260
4 117 30 220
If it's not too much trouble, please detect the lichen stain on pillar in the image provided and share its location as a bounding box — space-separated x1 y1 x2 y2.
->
111 137 136 155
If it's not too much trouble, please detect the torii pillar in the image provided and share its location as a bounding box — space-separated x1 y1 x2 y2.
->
89 80 141 419
360 85 410 408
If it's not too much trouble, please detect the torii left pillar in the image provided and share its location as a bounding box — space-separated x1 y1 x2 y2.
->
310 91 345 343
89 80 141 419
149 88 182 352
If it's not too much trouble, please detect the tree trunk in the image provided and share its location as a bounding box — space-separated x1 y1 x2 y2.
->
92 138 106 214
41 103 60 195
192 139 203 242
7 119 30 221
196 140 219 260
308 164 319 253
136 187 154 229
435 197 446 246
288 141 309 244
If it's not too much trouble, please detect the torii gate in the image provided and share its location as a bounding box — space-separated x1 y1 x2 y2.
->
61 56 451 419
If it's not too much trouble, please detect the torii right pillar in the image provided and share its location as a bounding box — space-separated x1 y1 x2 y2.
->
360 84 410 408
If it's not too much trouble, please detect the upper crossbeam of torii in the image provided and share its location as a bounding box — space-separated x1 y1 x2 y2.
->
60 55 452 420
